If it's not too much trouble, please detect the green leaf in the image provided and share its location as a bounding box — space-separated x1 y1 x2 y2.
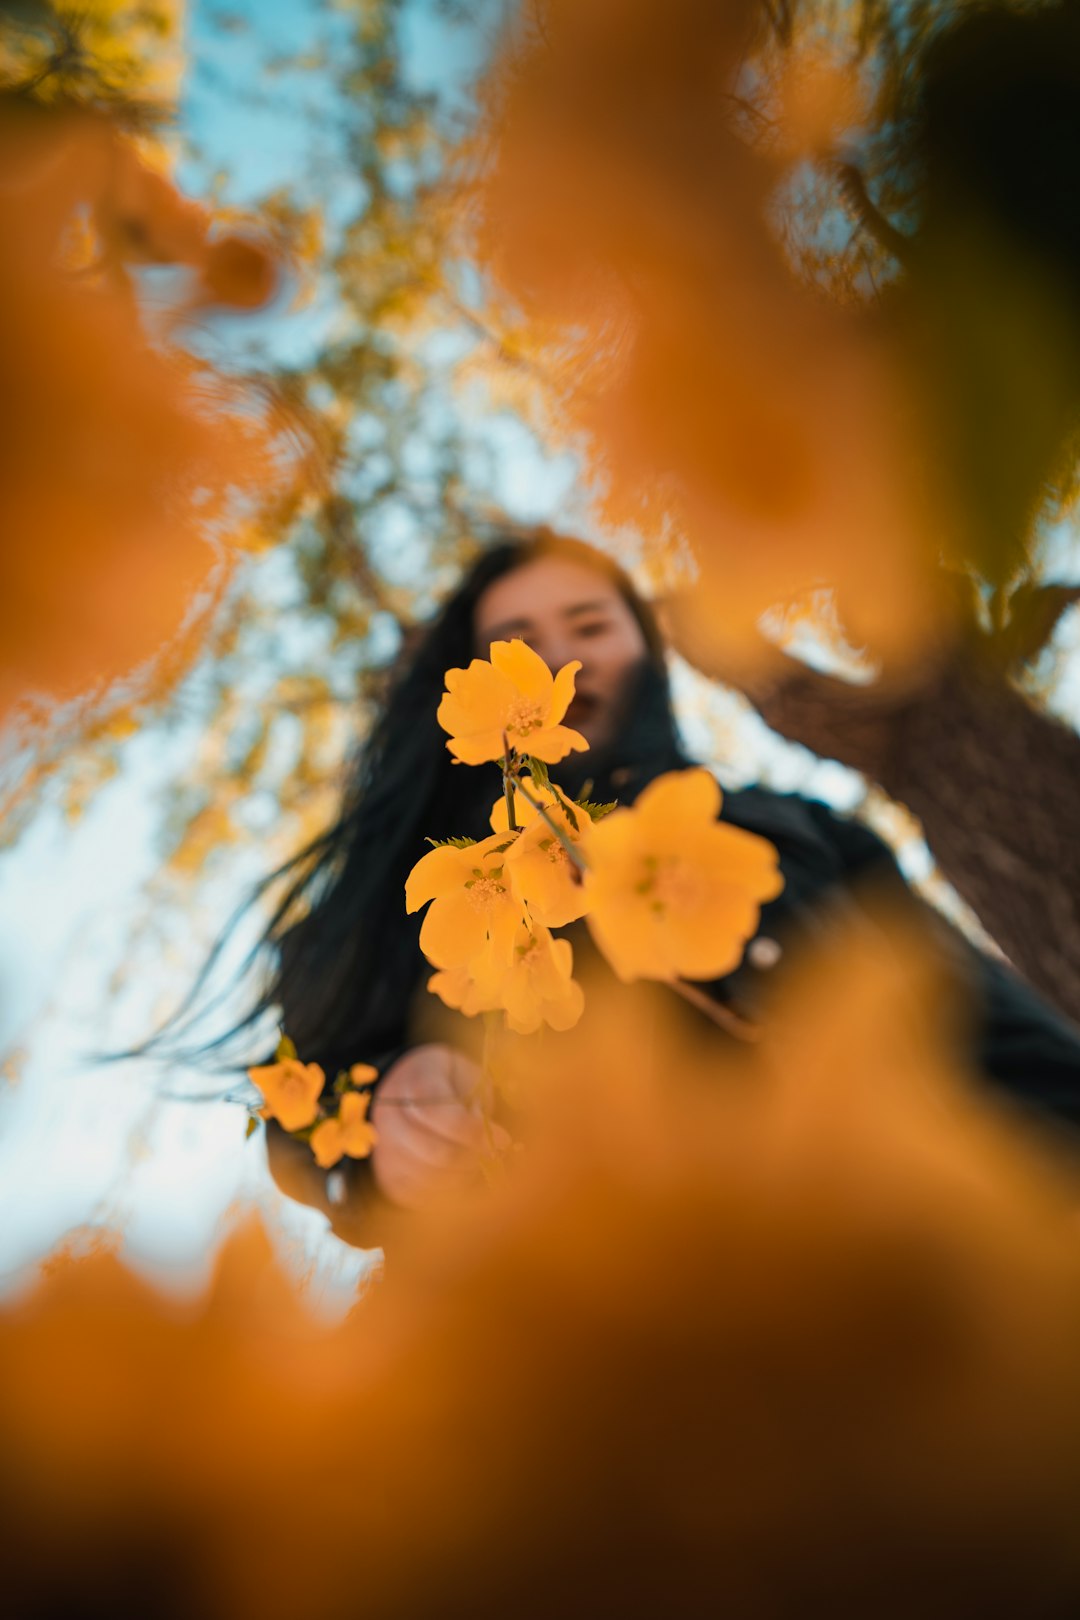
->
333 1069 349 1094
424 834 477 849
550 784 580 831
274 1032 298 1062
524 755 551 790
578 799 617 822
245 1115 260 1140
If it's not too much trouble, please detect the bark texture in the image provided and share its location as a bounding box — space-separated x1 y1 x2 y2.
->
675 589 1080 1027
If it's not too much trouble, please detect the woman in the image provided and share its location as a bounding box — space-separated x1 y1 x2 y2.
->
222 531 1080 1247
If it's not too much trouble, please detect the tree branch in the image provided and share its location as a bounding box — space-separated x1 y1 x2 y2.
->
833 161 912 268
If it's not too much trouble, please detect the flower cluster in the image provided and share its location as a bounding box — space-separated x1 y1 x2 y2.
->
247 1037 378 1169
405 638 784 1033
249 638 783 1168
405 742 596 1036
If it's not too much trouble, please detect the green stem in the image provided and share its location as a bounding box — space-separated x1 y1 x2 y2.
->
475 1011 502 1179
514 776 588 872
501 735 518 832
668 978 760 1043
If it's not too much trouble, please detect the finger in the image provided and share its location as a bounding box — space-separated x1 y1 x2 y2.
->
448 1052 519 1143
411 1094 490 1151
378 1050 489 1149
448 1048 485 1102
382 1046 475 1106
402 1111 514 1168
395 1110 477 1171
372 1131 483 1210
379 1158 478 1212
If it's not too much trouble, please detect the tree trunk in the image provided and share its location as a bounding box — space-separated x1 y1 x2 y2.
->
675 597 1080 1027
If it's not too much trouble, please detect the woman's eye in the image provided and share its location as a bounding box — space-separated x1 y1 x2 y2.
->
576 621 610 639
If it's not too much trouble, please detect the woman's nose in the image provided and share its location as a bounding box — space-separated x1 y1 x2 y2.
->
533 637 580 676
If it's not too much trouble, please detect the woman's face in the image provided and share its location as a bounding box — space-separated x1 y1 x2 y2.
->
473 554 651 750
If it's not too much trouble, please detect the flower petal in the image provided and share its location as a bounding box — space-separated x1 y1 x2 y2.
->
338 1091 378 1158
698 822 785 900
428 966 472 1013
446 730 511 766
310 1119 344 1169
487 891 526 966
507 834 588 927
420 890 491 968
636 767 721 830
248 1060 325 1131
489 638 554 703
428 964 502 1017
662 890 759 980
549 658 582 725
542 976 585 1031
405 843 470 913
502 971 543 1035
586 898 673 983
501 925 585 1033
527 724 589 764
437 659 516 737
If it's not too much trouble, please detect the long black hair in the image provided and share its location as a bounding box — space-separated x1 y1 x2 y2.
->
148 530 685 1077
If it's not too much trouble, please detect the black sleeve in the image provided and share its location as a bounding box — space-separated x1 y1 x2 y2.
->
968 952 1080 1131
800 797 910 887
800 798 1080 1131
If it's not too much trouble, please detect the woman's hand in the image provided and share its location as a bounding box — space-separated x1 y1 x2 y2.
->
370 1043 506 1211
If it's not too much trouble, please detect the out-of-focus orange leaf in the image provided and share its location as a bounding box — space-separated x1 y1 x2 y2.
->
466 0 953 670
0 100 283 721
5 913 1080 1615
200 232 278 310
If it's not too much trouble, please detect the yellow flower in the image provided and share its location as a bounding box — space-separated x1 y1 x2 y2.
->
436 639 589 765
501 921 585 1034
427 947 507 1020
348 1062 379 1087
309 1091 378 1170
429 921 585 1035
491 780 590 928
583 769 784 983
247 1057 324 1132
405 831 524 971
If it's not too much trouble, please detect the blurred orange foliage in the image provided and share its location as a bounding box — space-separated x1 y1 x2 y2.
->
469 0 951 670
0 98 282 720
5 915 1080 1616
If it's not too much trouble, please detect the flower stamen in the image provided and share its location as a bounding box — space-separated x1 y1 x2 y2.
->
506 696 545 739
465 874 507 911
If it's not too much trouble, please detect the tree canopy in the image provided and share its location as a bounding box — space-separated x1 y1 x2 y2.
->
2 0 1079 1022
